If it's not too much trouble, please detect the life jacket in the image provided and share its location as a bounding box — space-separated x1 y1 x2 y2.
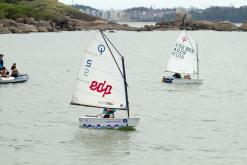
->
11 68 18 77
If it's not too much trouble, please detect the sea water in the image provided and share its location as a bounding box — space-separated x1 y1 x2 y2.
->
0 30 247 165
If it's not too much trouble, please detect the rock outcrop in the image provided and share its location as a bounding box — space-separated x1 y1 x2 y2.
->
0 13 246 33
0 0 137 34
0 17 137 34
1 0 246 33
140 13 242 32
240 22 247 31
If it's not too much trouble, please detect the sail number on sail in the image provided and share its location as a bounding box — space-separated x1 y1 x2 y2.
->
84 59 92 77
172 43 194 59
89 80 112 97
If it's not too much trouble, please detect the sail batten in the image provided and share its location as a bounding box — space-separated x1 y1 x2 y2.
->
166 30 198 74
70 102 127 110
71 31 127 110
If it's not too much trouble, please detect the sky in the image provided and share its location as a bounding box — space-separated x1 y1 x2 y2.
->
59 0 247 10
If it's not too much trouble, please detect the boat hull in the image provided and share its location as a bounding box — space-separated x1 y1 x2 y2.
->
79 117 140 129
0 74 29 84
162 76 203 84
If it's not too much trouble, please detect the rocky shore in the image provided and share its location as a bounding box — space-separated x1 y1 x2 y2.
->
141 20 247 32
0 13 247 34
0 0 246 33
0 17 137 34
140 13 247 32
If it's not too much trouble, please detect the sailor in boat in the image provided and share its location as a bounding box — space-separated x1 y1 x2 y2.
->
0 66 9 77
0 54 4 73
102 108 116 118
172 73 181 79
10 63 18 78
184 75 191 80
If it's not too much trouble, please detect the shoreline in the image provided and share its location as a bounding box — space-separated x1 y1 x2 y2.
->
1 18 247 34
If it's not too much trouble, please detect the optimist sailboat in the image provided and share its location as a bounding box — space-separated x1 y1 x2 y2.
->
162 30 203 84
71 30 140 129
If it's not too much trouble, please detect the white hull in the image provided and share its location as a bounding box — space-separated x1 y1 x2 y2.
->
0 74 29 84
79 117 140 129
162 76 203 84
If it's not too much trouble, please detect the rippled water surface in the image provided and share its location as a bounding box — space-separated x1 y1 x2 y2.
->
0 30 247 165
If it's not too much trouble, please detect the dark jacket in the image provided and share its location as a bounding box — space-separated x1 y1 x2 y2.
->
0 59 3 69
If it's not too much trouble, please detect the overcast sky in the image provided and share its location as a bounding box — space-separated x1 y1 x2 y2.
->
59 0 247 10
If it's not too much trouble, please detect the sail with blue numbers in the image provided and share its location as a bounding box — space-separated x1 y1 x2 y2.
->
71 31 127 110
166 30 198 74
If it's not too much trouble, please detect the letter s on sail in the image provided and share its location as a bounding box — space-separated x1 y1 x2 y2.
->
84 59 92 77
86 59 92 67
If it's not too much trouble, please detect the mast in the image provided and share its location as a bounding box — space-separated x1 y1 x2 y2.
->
100 30 125 80
196 42 199 79
100 30 129 116
121 56 130 118
185 30 199 77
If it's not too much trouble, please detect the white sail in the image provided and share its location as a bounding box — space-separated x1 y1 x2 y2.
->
71 31 127 110
166 30 198 74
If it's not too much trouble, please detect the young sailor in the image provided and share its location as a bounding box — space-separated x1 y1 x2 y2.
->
10 63 18 77
184 75 191 79
173 72 181 79
1 66 8 77
0 54 4 71
102 108 116 118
